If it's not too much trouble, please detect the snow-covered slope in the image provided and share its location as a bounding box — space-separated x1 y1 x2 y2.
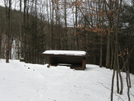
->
0 59 134 101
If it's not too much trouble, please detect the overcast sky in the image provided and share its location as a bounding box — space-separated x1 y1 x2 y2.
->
0 0 132 27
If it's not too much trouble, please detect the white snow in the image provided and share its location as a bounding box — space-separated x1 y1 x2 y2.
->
0 59 134 101
43 50 86 56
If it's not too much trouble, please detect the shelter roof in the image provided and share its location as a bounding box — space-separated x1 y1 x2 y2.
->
43 50 86 57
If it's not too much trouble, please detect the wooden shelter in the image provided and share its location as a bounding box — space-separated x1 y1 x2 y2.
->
42 50 87 70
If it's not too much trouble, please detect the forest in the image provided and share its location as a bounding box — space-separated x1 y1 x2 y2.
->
0 0 134 73
0 0 134 101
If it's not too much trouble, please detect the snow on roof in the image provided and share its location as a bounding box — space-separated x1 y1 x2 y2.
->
43 50 86 56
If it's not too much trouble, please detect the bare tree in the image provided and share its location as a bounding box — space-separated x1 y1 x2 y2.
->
4 0 12 63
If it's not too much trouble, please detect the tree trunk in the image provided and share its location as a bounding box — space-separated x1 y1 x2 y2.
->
75 0 79 50
63 0 68 50
51 0 54 49
6 0 12 63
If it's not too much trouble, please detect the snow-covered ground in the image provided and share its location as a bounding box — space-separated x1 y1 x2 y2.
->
0 59 134 101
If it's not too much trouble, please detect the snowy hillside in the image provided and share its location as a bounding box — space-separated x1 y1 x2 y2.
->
0 59 134 101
